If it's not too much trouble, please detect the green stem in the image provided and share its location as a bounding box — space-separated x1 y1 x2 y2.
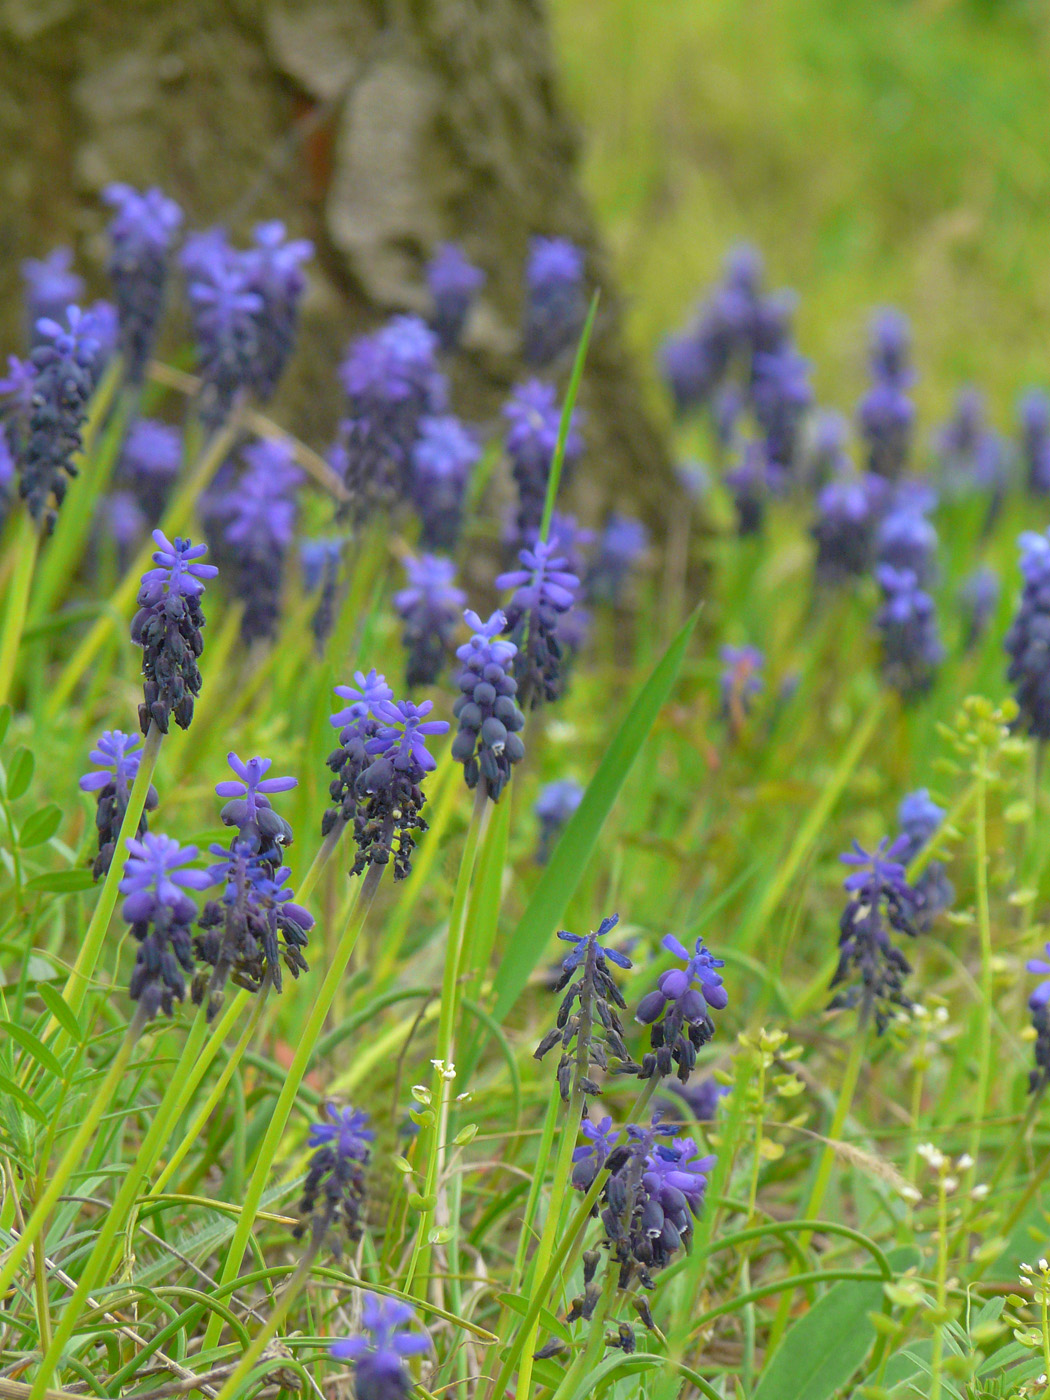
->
44 411 242 720
0 513 40 709
59 722 163 1023
208 1247 318 1400
200 865 382 1355
969 753 992 1174
930 1174 949 1400
296 820 346 908
0 1010 143 1305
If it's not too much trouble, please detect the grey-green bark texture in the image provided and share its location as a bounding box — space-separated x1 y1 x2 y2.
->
0 0 671 519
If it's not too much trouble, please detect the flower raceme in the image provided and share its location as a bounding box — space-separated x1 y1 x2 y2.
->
393 554 466 688
131 530 217 734
294 1103 373 1254
829 836 920 1032
426 241 485 352
496 540 580 710
329 1294 430 1400
216 752 297 851
451 609 526 801
102 183 183 383
80 731 159 880
120 834 211 1020
636 934 728 1083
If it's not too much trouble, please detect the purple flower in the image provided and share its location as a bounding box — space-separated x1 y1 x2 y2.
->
896 789 953 929
215 439 303 644
451 609 526 801
120 418 182 519
410 413 480 550
661 1077 729 1125
831 836 919 1032
534 778 583 863
558 913 632 976
875 505 938 589
323 671 394 841
858 316 915 481
427 242 485 351
1006 529 1050 739
15 307 98 532
868 309 914 388
21 248 84 342
812 474 887 585
636 935 728 1082
330 1294 429 1400
131 531 217 734
496 540 580 709
102 184 183 383
875 564 944 702
80 730 159 880
660 329 715 417
751 344 813 472
331 670 395 732
184 232 264 429
120 834 209 1019
724 441 769 538
503 380 584 540
1026 945 1050 1095
959 564 998 651
301 538 344 651
585 515 648 604
1020 389 1050 496
719 644 764 736
102 491 147 558
524 236 586 366
935 387 1008 500
369 698 449 774
296 1104 373 1253
571 1114 622 1191
394 554 466 688
241 220 312 400
216 752 297 849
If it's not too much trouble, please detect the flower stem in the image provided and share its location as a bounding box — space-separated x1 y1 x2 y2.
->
200 864 383 1356
968 750 993 1176
58 721 163 1024
0 512 40 709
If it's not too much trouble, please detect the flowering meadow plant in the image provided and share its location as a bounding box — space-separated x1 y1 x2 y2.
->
2 178 1050 1400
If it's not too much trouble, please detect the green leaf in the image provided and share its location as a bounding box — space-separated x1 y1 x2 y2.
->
0 1069 48 1123
35 984 83 1044
0 704 10 745
18 804 62 848
0 1021 66 1081
25 868 96 894
488 603 701 1026
496 1292 573 1346
752 1277 884 1400
6 746 34 801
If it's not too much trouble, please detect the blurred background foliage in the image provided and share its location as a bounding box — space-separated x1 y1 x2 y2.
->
551 0 1050 425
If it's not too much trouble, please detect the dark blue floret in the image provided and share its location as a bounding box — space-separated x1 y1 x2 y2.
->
496 540 580 709
21 248 84 343
243 221 312 401
503 380 583 541
323 670 395 838
935 386 1008 502
215 751 297 851
329 1294 429 1400
410 413 480 550
352 697 448 879
724 441 769 537
451 610 526 801
393 554 466 688
636 934 728 1083
427 242 485 351
1007 530 1050 739
130 531 217 734
857 310 915 479
120 834 210 1020
294 1104 373 1253
896 788 953 930
79 731 159 880
120 418 182 520
534 778 583 863
585 515 648 605
183 230 263 429
829 836 919 1032
1026 944 1050 1094
523 236 586 366
874 564 944 701
812 473 887 586
1020 390 1050 496
102 184 183 383
875 501 938 589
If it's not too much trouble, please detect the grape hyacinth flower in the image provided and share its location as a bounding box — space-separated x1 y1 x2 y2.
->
131 530 217 735
120 417 182 520
216 438 303 644
17 307 99 532
636 935 728 1083
829 836 920 1032
79 731 159 880
805 409 851 490
752 344 813 473
349 698 449 879
896 789 953 930
102 491 147 570
1006 529 1050 741
874 565 944 702
102 184 183 383
427 242 485 351
393 553 466 688
661 1077 730 1126
534 778 583 863
585 515 648 606
503 380 583 541
120 834 210 1020
243 221 313 401
811 474 886 586
301 537 343 651
935 387 1008 500
451 609 526 801
534 913 636 1102
336 315 447 517
572 1115 622 1192
523 235 586 366
410 413 480 550
959 564 999 652
323 670 394 839
194 837 311 1016
724 441 768 538
660 329 713 417
857 310 915 479
1025 946 1050 1095
294 1104 373 1254
184 231 263 429
21 248 83 342
875 503 938 589
216 752 297 851
0 434 14 530
1020 390 1050 496
719 644 764 737
329 1294 429 1400
496 540 580 710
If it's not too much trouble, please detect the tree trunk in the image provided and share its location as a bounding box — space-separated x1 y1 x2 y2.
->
0 0 670 523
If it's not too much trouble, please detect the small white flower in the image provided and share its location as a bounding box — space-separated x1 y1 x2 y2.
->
430 1058 457 1081
900 1185 922 1204
942 1175 958 1194
970 1183 989 1200
917 1143 946 1170
956 1153 974 1170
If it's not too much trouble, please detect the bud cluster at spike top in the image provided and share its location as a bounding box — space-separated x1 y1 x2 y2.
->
17 169 1050 1397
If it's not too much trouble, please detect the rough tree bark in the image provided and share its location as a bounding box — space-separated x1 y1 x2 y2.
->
0 0 670 521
